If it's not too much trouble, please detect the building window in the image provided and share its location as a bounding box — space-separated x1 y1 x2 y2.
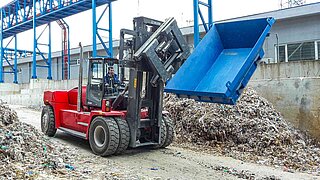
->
317 41 320 60
278 45 286 62
287 42 315 61
275 40 319 62
70 59 79 66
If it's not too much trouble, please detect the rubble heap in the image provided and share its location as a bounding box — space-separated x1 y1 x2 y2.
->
164 87 320 174
0 101 78 178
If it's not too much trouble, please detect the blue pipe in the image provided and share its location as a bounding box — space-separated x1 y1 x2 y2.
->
97 32 108 55
14 34 17 83
8 7 11 27
0 8 3 83
5 36 14 49
92 0 97 57
198 7 208 32
32 0 37 79
15 3 18 25
24 0 26 20
36 24 49 41
193 0 199 47
109 2 113 58
50 0 53 10
98 27 109 32
208 0 213 28
97 4 108 25
48 22 52 79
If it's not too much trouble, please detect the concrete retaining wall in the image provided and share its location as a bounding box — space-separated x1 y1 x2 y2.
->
249 60 320 140
0 79 87 107
249 77 320 140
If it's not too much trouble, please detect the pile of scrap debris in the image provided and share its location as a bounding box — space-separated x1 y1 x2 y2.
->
0 101 79 179
164 87 320 174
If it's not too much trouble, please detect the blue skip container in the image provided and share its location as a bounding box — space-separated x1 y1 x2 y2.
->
165 17 275 105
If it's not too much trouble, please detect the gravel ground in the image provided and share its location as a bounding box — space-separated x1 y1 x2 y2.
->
5 104 319 180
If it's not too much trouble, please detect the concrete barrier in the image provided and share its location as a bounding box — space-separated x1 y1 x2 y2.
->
0 78 87 107
249 77 320 140
0 83 20 96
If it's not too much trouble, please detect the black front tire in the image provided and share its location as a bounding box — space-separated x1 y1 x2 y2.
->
114 117 130 154
89 117 120 156
41 105 57 137
163 115 174 148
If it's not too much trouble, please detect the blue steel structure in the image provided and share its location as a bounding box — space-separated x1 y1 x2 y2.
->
0 35 37 83
193 0 213 47
2 35 19 83
0 0 115 83
92 0 113 58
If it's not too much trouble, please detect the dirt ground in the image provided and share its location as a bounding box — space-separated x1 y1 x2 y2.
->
9 105 320 180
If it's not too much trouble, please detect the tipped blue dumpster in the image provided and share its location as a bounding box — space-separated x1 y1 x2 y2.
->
165 17 275 105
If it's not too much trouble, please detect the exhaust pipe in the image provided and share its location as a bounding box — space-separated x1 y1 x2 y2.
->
77 42 84 112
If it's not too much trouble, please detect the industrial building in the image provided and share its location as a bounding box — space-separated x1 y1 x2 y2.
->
2 2 319 84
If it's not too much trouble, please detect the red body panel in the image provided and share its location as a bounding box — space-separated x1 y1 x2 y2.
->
67 86 87 106
59 109 124 138
43 86 133 139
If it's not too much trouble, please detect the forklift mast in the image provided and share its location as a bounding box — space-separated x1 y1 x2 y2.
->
119 17 190 147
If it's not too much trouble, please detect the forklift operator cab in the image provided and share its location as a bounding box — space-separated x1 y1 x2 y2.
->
86 58 123 108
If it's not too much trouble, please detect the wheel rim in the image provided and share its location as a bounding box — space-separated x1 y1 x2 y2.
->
42 113 49 132
94 125 107 148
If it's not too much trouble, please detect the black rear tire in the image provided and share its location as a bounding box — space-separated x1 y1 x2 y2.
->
114 117 130 154
41 105 57 137
89 117 120 156
162 115 174 148
153 118 167 149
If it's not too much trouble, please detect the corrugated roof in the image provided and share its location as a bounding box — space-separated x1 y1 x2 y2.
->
221 2 320 22
180 2 320 35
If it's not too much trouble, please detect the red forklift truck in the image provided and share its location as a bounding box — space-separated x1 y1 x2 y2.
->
41 16 274 156
41 17 190 156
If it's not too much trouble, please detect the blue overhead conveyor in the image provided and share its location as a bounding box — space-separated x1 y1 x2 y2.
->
0 0 116 83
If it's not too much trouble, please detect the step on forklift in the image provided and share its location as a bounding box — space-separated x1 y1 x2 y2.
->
41 17 191 156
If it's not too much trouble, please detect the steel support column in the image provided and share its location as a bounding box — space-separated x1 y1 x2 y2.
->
92 0 97 57
208 0 213 28
108 2 113 58
14 34 18 83
0 8 3 83
32 0 37 79
1 35 19 83
33 22 52 80
193 0 213 47
193 0 199 47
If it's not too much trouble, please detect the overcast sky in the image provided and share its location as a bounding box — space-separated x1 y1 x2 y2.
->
1 0 319 52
